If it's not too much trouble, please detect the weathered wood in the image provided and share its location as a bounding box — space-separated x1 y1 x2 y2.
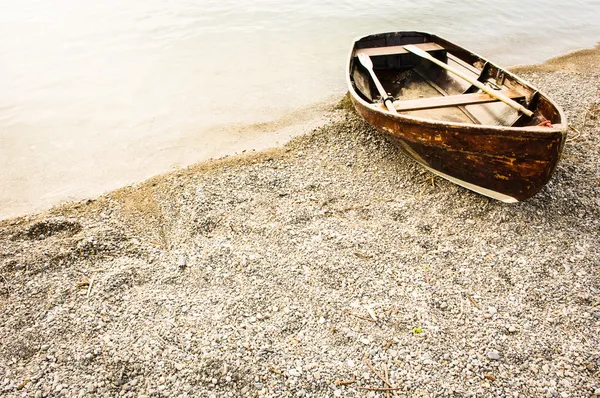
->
404 45 534 117
347 31 568 202
354 42 443 57
413 68 481 124
357 53 397 114
393 89 523 112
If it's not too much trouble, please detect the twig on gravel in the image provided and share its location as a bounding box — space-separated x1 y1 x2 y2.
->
86 277 94 298
384 363 391 398
77 277 90 289
334 376 356 386
466 293 479 309
568 125 582 141
353 251 372 260
382 339 395 350
268 366 285 376
340 203 370 212
348 311 376 322
359 386 400 391
363 356 400 397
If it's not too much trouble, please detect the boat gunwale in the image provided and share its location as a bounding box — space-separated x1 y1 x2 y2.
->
346 31 568 137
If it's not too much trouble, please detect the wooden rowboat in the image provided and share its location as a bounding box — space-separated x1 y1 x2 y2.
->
347 31 567 202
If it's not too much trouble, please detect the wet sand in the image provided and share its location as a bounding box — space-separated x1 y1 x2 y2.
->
0 46 599 397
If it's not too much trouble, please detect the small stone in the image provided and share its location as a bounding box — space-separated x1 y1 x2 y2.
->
178 255 187 269
484 373 496 381
175 363 183 371
594 388 600 395
86 383 96 393
542 364 549 373
35 392 42 398
288 368 301 377
587 363 596 372
334 389 342 397
487 350 501 361
40 344 50 351
488 306 497 314
318 317 326 324
55 384 64 392
508 325 517 333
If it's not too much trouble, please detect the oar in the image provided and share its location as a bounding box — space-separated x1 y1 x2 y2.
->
404 45 534 117
357 53 398 114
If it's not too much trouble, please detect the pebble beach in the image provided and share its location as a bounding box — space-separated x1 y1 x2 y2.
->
1 46 599 397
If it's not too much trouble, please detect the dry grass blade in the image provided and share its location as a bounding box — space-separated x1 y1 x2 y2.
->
348 311 376 322
334 376 356 386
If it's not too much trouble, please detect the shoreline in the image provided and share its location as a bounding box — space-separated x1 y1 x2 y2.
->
1 46 599 397
2 43 598 222
0 97 341 222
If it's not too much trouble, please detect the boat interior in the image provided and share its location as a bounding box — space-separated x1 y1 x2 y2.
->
350 32 562 128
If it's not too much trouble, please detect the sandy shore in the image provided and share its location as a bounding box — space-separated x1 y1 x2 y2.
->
1 46 599 398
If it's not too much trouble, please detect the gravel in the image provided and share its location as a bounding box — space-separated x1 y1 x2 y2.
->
1 47 599 397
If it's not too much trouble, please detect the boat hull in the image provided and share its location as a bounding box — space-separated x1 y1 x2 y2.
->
351 98 565 201
347 31 567 202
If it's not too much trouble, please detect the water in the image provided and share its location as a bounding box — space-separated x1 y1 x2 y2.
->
1 0 599 219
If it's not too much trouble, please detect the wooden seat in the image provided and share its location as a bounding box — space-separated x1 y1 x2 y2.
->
392 89 525 112
354 42 444 58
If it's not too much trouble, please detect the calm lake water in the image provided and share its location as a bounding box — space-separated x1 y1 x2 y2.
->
1 0 599 219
